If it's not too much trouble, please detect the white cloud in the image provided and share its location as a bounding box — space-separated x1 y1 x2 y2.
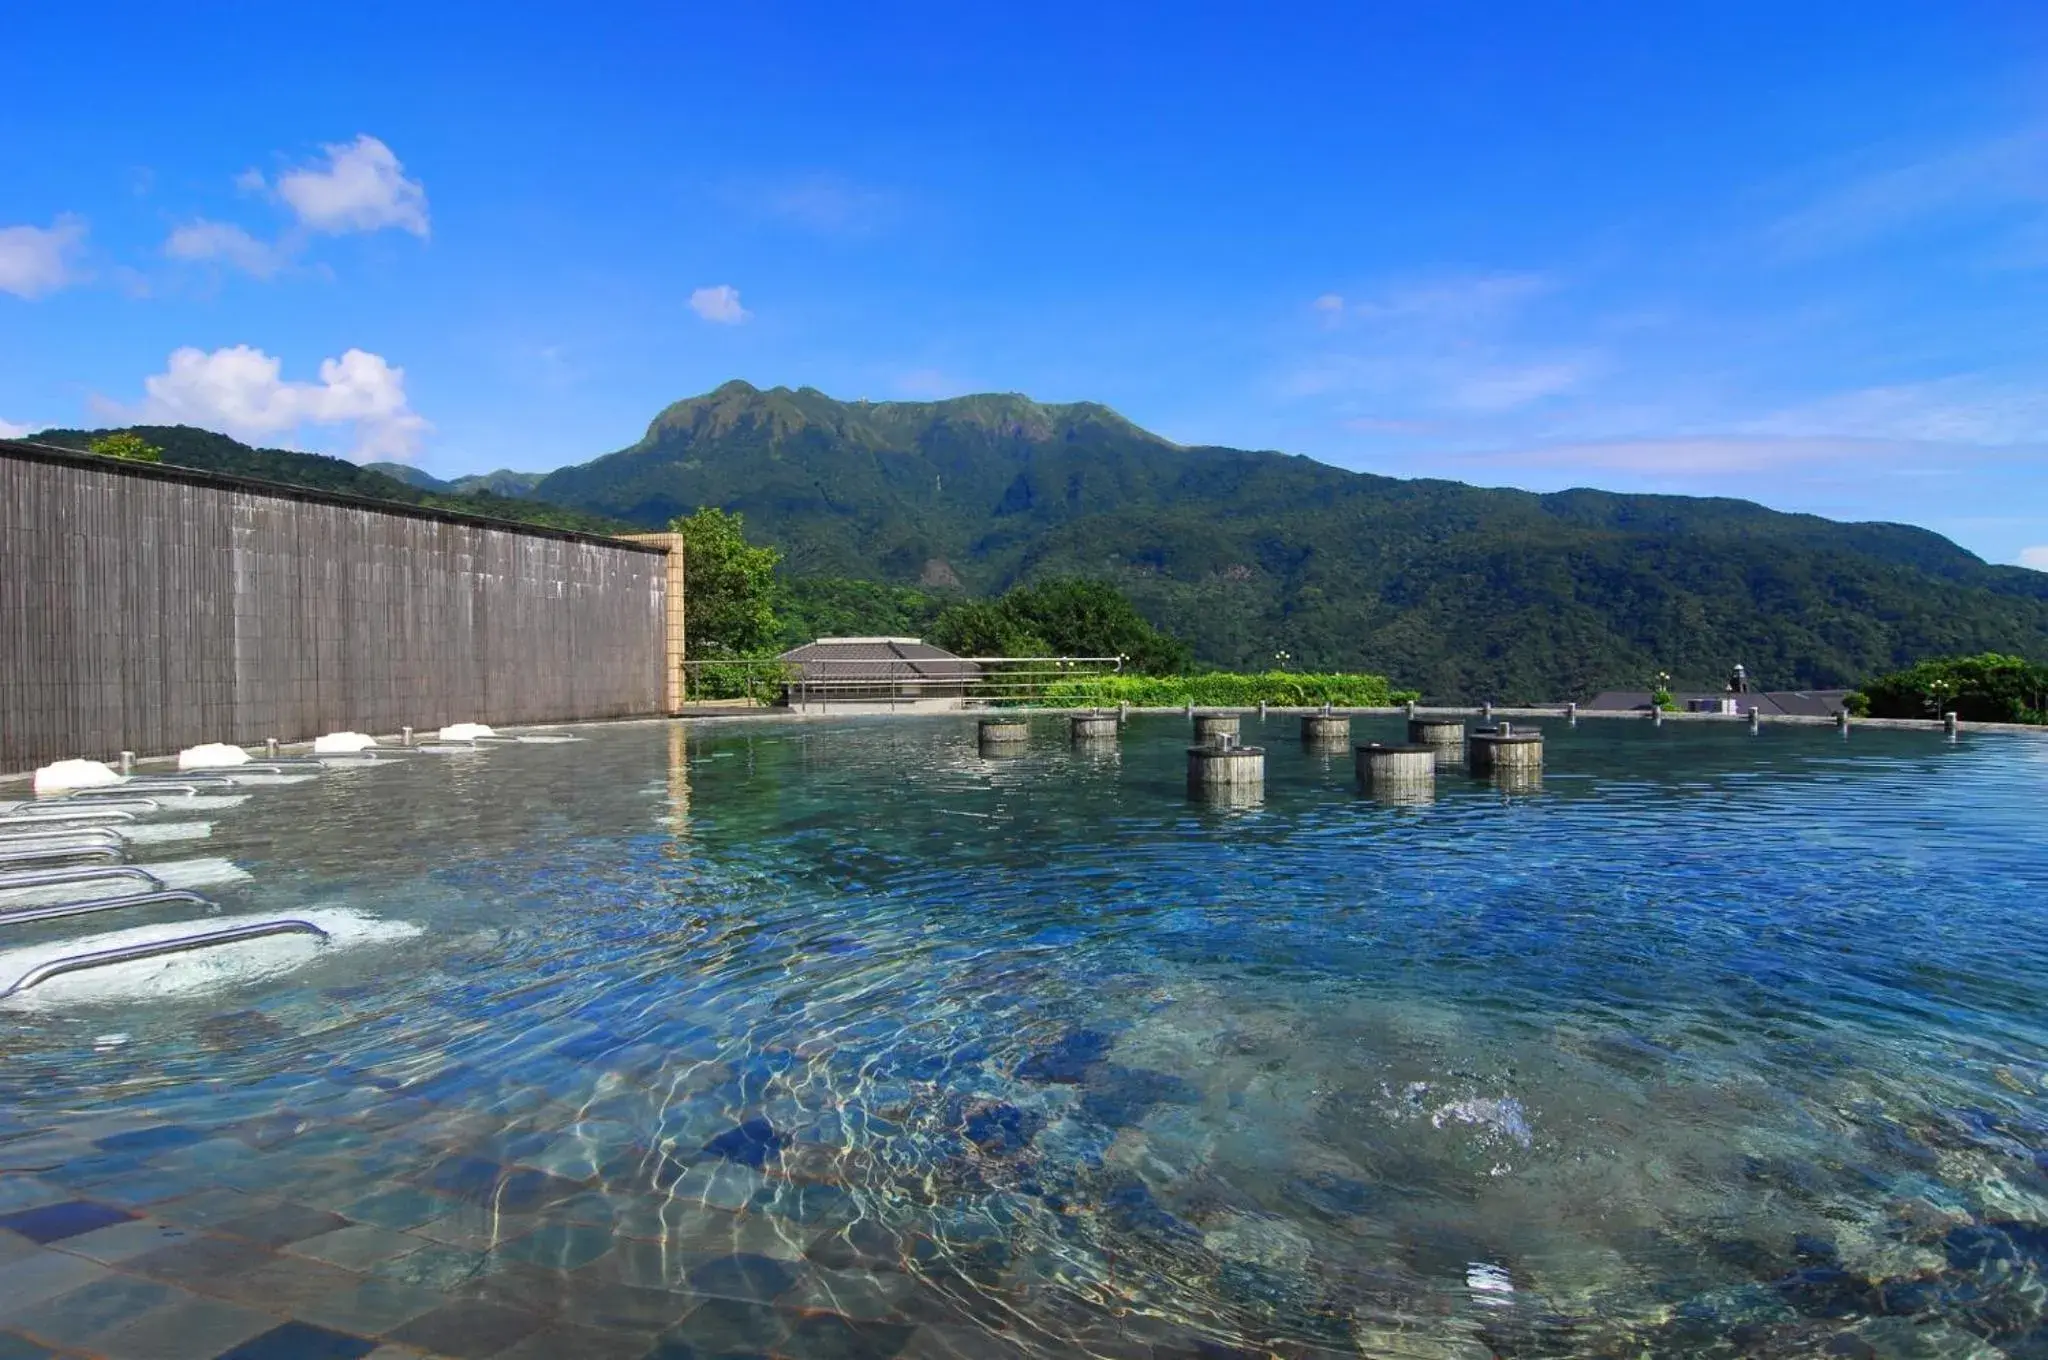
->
163 220 287 278
690 284 750 324
2020 546 2048 571
0 215 88 299
1769 128 2048 259
0 418 34 439
132 344 430 461
268 135 429 238
1312 293 1345 312
1746 378 2048 446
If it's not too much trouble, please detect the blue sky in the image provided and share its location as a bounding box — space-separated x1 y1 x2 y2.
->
4 3 2047 566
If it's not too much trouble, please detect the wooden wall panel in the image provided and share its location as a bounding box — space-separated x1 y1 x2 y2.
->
1 443 669 772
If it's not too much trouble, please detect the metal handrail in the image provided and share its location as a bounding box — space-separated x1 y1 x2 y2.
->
0 866 165 893
0 919 331 1001
0 828 125 850
0 845 124 867
64 783 212 799
0 810 138 829
0 890 213 928
16 801 159 817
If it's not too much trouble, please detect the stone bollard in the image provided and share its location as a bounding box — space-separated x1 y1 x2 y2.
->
1566 701 1578 725
402 726 414 747
1469 724 1544 775
1118 700 1129 723
1189 735 1264 796
1193 713 1241 744
266 737 280 758
1302 713 1351 748
1945 712 1959 737
1185 699 1195 717
1750 706 1762 733
1405 699 1418 719
979 718 1030 754
1407 717 1465 745
119 750 135 775
1482 700 1494 721
1070 712 1119 743
1356 742 1436 793
1259 700 1267 720
1836 709 1849 732
1652 707 1664 727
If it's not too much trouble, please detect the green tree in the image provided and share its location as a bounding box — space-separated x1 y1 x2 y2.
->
930 600 1050 658
670 507 782 658
88 432 163 464
1858 653 2048 724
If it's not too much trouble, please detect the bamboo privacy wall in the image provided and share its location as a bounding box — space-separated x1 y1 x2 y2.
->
1 441 671 772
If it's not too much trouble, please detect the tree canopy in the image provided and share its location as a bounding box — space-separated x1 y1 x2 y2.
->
1857 653 2048 724
670 506 783 658
87 432 163 463
932 578 1191 674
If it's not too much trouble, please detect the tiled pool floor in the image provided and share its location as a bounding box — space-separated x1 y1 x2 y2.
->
1 1097 1312 1360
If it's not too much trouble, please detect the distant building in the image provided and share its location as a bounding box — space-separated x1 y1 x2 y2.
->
778 637 982 714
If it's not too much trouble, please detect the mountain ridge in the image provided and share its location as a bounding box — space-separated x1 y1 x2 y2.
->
531 382 2048 699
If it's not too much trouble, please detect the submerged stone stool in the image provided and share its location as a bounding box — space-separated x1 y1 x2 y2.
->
1192 713 1240 744
979 718 1029 755
1302 713 1351 747
1356 742 1436 791
1468 721 1543 774
1407 717 1465 745
1188 732 1263 794
1070 711 1119 742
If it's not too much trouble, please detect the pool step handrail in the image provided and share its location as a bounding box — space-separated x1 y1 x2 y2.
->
12 801 160 819
0 828 126 851
0 844 125 868
0 865 166 893
0 890 214 929
0 919 331 1001
0 809 141 828
66 786 224 798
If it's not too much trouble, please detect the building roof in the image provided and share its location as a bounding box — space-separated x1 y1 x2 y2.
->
1584 689 1853 716
776 637 981 682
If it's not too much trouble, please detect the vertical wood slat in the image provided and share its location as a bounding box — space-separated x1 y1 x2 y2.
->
1 443 669 772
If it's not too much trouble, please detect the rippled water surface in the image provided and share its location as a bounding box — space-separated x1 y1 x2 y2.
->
5 715 2048 1358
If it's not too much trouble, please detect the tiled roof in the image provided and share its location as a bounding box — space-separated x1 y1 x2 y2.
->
776 638 981 681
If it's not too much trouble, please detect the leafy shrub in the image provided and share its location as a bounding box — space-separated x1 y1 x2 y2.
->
1858 653 2048 724
1038 671 1416 709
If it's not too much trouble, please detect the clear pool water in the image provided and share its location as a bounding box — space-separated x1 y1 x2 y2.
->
4 716 2048 1358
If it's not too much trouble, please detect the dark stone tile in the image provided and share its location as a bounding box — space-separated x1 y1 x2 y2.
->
494 1168 586 1215
702 1119 785 1170
235 1114 315 1150
95 1126 210 1157
389 1298 545 1358
337 1187 449 1231
0 1199 137 1244
651 1297 790 1354
780 1312 919 1360
128 1234 277 1291
553 1278 696 1335
1013 1028 1111 1083
0 1272 173 1346
222 1254 362 1312
490 1321 651 1359
43 1154 147 1188
685 1253 798 1303
803 1220 918 1274
420 1156 505 1204
492 1220 614 1271
294 1275 449 1336
213 1320 380 1360
750 1181 855 1227
218 1203 351 1248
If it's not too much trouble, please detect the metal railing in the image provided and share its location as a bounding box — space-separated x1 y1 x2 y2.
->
683 655 1124 710
0 919 331 1002
0 865 166 894
0 844 125 868
0 890 213 929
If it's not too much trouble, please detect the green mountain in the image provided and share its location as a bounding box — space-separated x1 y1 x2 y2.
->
28 427 629 538
536 381 2048 701
366 463 546 499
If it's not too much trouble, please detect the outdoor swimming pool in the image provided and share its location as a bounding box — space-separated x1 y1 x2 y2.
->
3 715 2046 1359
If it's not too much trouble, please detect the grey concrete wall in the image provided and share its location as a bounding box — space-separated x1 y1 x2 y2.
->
1 440 669 772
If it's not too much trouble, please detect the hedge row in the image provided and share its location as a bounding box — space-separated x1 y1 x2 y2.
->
1037 671 1417 709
